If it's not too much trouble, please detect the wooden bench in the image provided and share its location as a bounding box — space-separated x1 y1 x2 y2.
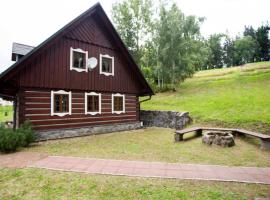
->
175 127 270 150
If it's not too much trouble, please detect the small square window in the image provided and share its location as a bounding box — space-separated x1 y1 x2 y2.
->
73 51 86 69
54 94 69 113
51 90 71 116
114 96 123 111
70 48 88 72
100 54 114 76
112 94 125 114
85 92 101 115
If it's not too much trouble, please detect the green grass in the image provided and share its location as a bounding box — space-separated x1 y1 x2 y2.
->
0 106 13 122
0 168 269 200
142 62 270 131
25 128 270 167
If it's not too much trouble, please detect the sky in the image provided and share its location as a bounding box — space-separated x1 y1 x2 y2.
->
0 0 269 73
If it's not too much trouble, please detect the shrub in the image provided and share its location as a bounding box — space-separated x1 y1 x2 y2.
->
0 127 21 153
0 121 35 153
17 121 35 147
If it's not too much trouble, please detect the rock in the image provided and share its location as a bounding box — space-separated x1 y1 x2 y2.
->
140 110 191 129
202 131 235 147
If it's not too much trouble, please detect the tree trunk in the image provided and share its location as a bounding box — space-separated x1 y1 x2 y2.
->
171 60 175 88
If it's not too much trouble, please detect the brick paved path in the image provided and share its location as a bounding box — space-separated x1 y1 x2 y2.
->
28 155 270 184
0 152 47 168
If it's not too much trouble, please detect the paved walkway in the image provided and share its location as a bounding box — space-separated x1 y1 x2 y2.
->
28 155 270 184
0 152 47 168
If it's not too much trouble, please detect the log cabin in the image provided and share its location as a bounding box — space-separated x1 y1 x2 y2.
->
0 3 153 140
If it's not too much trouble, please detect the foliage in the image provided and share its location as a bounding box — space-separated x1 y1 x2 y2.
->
223 34 234 67
17 121 35 147
233 36 259 65
156 3 204 88
112 0 205 91
0 121 35 153
112 0 153 64
112 1 270 92
255 24 270 61
207 34 225 69
0 127 21 153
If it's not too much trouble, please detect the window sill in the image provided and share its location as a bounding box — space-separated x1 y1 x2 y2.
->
85 111 101 115
112 111 125 114
100 71 114 76
51 112 71 117
70 67 88 72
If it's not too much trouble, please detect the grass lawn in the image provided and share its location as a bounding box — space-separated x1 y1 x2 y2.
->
25 127 270 167
141 62 270 132
0 168 269 200
0 106 12 122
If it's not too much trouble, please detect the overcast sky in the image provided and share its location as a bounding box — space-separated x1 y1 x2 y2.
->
0 0 269 73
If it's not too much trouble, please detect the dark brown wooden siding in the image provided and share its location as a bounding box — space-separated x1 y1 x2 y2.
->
16 14 144 94
19 89 139 131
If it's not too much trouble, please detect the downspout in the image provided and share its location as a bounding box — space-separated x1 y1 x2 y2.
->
13 98 17 130
138 95 152 123
139 95 152 103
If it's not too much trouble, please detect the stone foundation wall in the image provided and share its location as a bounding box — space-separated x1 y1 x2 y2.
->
140 110 191 129
35 122 142 141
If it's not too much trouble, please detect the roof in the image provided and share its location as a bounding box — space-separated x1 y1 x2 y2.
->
0 2 154 96
12 43 35 56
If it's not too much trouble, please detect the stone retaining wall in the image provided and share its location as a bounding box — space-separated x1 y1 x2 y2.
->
35 122 142 141
140 110 191 129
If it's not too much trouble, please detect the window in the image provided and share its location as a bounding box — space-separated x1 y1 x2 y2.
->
51 90 72 116
112 93 125 114
100 54 114 76
85 92 101 115
70 47 88 72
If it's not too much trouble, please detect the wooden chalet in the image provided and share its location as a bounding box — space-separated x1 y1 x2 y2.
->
0 3 153 137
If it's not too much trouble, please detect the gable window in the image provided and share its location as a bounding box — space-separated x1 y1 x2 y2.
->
51 90 72 116
112 93 125 114
70 47 88 72
85 92 101 115
100 54 114 76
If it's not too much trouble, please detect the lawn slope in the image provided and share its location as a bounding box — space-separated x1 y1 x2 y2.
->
142 62 270 132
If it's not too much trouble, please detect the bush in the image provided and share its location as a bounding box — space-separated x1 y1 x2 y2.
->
17 121 35 147
0 121 35 153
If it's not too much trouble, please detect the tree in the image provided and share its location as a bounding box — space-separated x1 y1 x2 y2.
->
156 3 204 88
223 35 234 67
255 24 270 61
207 34 224 69
244 26 256 38
111 0 153 65
233 36 259 65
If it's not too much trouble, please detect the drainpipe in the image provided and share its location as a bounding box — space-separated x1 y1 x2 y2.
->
139 95 152 103
138 95 152 124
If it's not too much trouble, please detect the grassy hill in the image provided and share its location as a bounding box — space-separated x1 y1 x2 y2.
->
142 62 270 133
0 106 12 122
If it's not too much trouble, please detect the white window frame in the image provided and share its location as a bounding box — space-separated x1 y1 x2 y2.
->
85 92 101 115
100 54 114 76
70 47 88 72
51 90 72 117
112 93 125 114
